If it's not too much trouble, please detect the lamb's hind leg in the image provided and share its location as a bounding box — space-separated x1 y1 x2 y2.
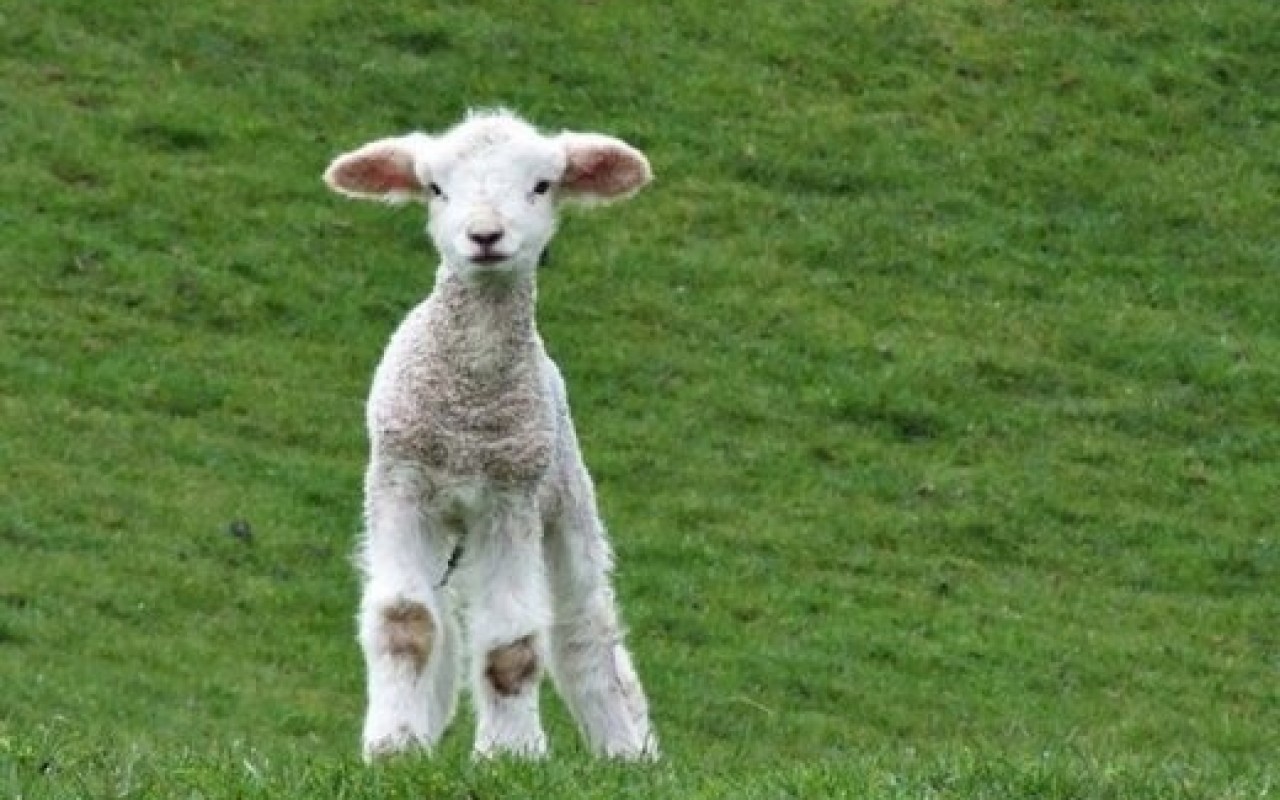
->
358 461 460 760
543 464 658 759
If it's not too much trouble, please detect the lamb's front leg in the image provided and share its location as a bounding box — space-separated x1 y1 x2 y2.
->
458 495 552 759
358 461 461 761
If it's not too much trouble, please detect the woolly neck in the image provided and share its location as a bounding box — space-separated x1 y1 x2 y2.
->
428 267 541 381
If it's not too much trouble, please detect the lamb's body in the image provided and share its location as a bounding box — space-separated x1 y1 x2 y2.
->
325 110 657 760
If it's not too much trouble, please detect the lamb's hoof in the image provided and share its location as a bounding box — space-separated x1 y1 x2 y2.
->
602 736 661 762
472 736 549 761
363 725 431 763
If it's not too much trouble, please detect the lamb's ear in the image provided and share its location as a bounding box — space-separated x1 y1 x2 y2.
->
557 132 652 203
323 134 431 203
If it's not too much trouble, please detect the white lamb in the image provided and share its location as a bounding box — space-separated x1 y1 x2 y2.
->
323 109 658 761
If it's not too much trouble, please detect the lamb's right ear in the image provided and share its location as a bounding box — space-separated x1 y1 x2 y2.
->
323 134 431 203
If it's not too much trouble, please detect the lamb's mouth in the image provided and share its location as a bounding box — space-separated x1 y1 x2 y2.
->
470 252 510 266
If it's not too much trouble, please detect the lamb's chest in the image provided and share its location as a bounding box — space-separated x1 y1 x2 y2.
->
375 382 557 486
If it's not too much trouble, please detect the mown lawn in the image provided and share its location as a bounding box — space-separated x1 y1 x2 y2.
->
1 0 1276 796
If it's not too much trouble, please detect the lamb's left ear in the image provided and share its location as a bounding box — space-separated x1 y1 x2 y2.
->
323 133 432 203
557 132 652 203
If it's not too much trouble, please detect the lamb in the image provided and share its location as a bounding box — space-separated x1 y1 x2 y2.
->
322 109 658 761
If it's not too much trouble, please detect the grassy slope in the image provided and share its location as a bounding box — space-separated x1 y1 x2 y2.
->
2 0 1277 796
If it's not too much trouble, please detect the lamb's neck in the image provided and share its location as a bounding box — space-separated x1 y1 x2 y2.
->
428 269 540 381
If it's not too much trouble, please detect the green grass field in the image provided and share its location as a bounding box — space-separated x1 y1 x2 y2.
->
2 0 1277 796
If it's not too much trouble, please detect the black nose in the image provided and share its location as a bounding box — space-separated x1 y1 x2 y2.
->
468 230 503 247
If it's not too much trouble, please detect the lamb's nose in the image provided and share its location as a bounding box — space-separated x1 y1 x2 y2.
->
468 229 503 247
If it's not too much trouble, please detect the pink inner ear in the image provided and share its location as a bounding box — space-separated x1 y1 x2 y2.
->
564 146 647 198
335 150 421 194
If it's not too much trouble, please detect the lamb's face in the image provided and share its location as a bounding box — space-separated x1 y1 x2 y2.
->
420 118 565 278
324 109 653 281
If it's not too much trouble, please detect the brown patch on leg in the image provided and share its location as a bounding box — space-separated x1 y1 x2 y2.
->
382 600 435 674
485 635 539 697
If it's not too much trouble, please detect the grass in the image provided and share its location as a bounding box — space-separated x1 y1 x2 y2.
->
2 0 1278 796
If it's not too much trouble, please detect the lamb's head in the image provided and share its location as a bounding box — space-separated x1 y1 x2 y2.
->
324 109 651 280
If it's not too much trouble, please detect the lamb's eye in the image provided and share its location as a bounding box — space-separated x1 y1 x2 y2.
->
533 180 552 195
427 182 444 199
